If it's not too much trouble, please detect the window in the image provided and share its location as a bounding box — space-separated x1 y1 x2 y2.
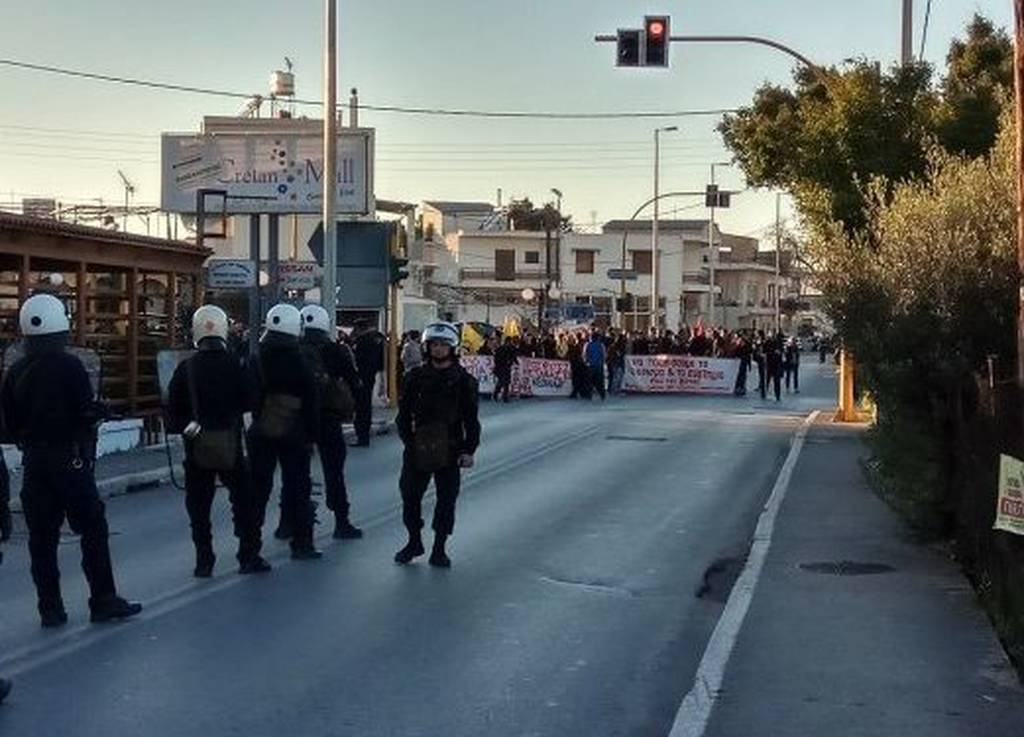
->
632 250 652 274
575 250 595 274
524 251 540 265
495 249 516 281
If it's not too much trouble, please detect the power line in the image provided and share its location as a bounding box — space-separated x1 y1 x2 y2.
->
0 58 738 120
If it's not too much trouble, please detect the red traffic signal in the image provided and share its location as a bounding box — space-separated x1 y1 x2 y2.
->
644 15 670 67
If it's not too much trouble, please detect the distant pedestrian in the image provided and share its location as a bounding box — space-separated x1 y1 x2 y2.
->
765 334 784 402
584 331 607 400
401 331 424 375
353 320 385 447
493 336 519 403
784 337 801 393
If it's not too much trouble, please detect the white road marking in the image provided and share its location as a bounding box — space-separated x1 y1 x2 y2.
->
668 410 820 737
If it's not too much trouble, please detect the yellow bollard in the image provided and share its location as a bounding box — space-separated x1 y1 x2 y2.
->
837 349 857 422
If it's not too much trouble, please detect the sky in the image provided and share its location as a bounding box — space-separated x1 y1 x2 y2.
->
0 0 1013 243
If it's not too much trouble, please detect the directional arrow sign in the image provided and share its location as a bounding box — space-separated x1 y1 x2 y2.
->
607 268 638 280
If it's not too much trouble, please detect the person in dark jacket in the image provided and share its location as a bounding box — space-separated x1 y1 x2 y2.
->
753 331 767 399
584 331 607 400
734 335 752 396
166 305 269 577
765 333 785 402
299 304 364 540
784 337 801 394
1 512 11 703
395 322 480 568
0 451 10 543
352 321 384 446
0 294 141 626
247 303 321 560
493 336 519 403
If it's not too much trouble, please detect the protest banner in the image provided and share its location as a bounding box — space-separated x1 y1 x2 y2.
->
623 355 740 395
995 454 1024 536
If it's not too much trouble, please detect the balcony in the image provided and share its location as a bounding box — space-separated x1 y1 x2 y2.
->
459 268 549 282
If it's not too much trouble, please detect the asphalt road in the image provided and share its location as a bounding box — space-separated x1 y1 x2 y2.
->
0 360 837 737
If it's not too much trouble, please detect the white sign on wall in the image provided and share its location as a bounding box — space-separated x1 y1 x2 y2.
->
161 130 373 215
206 259 257 289
278 261 321 291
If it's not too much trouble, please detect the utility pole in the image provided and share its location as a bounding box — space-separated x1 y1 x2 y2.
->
1015 0 1024 392
321 0 338 333
901 0 914 65
708 165 718 328
652 126 677 333
775 192 782 333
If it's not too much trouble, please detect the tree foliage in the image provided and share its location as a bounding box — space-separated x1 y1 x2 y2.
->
507 198 572 232
719 14 1011 236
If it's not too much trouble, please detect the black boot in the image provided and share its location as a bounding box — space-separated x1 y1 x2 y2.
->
333 516 363 540
194 547 215 579
0 505 11 542
394 535 425 565
0 677 11 705
89 595 143 623
429 535 451 568
39 603 68 629
273 520 294 541
238 555 272 574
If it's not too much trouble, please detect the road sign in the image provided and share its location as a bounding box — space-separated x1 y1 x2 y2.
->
608 268 638 280
278 261 321 291
206 259 257 289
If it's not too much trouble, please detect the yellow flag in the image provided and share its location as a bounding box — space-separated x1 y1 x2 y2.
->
461 323 485 354
503 315 520 338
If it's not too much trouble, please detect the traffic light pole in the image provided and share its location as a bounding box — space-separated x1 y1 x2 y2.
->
595 34 830 89
322 0 338 333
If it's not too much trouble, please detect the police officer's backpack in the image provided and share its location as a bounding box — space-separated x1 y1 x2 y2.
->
302 343 355 423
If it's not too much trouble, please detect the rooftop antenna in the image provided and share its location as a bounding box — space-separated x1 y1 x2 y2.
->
117 170 135 232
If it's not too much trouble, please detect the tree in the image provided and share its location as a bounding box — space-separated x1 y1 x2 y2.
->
507 198 572 232
719 14 1012 237
936 15 1013 158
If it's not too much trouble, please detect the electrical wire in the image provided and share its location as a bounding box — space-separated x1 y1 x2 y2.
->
0 58 738 120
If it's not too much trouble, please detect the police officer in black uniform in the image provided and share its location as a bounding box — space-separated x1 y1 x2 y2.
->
247 304 321 560
167 304 270 577
0 294 141 626
352 320 384 447
0 451 10 542
0 536 10 703
299 305 364 540
395 322 480 568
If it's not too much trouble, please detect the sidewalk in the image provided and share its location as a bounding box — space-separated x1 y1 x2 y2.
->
700 421 1024 736
7 409 397 511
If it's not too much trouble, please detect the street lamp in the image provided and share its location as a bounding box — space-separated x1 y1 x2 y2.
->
707 160 731 328
652 126 678 334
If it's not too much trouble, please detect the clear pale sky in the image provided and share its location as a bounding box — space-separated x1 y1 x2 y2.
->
0 0 1011 242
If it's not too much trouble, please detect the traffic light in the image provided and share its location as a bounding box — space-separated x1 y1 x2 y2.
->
389 255 410 285
644 15 670 67
616 29 642 67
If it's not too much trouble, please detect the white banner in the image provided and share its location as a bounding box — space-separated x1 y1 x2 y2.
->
459 356 572 398
624 355 741 395
161 131 373 214
996 454 1024 536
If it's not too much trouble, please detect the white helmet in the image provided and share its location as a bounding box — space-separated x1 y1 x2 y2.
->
192 305 229 346
423 322 460 348
265 303 301 337
299 304 330 334
20 294 70 336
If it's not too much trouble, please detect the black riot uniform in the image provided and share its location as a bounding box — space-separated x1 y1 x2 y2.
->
0 332 141 626
395 356 481 567
353 325 384 446
300 328 364 539
0 527 11 703
247 331 321 558
0 450 10 542
166 342 269 576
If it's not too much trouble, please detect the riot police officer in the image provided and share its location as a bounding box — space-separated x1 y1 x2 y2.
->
0 451 10 542
167 305 270 577
395 322 481 568
247 304 321 559
0 294 141 626
299 304 364 540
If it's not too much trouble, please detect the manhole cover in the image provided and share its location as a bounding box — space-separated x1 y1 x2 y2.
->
605 435 667 442
799 561 895 576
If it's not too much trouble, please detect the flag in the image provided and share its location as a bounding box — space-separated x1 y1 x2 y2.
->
461 323 485 354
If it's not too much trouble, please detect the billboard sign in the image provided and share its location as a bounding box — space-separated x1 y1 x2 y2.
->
161 130 373 215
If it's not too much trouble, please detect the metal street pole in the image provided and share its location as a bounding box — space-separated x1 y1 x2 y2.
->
321 0 338 333
901 0 914 66
708 165 717 328
775 192 782 333
652 126 677 333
